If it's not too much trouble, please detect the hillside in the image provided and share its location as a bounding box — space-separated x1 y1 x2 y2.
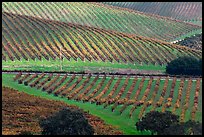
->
2 86 123 135
2 12 202 72
2 2 202 42
102 2 202 26
2 2 202 135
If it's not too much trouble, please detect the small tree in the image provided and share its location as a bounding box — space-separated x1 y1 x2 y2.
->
39 107 94 135
161 120 202 135
135 111 179 135
166 56 201 76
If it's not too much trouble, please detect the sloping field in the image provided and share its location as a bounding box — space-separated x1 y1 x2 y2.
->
2 73 151 135
2 86 123 135
2 2 202 135
102 2 202 26
2 2 202 42
2 12 202 69
12 72 203 123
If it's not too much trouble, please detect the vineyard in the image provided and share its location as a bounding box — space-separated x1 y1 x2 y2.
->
2 2 202 42
102 2 202 25
12 72 202 122
2 12 202 67
2 2 202 135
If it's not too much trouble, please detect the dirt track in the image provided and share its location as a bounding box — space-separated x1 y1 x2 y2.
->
2 70 202 80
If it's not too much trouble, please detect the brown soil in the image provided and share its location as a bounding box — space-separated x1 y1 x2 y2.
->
2 86 123 135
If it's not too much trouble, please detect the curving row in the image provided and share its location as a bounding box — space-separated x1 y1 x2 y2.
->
2 2 202 41
2 12 201 66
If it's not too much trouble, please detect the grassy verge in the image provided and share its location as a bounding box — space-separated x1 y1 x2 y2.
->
2 58 166 73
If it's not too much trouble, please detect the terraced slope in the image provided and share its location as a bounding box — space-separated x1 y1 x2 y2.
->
13 73 202 123
2 12 202 68
102 2 202 26
2 2 202 42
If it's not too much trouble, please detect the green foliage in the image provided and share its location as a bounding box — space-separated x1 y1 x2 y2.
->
39 107 94 135
177 33 202 50
135 111 179 135
24 82 28 86
199 58 202 74
136 111 202 135
160 120 202 135
166 56 202 76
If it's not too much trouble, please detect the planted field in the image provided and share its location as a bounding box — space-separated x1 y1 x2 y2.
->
2 73 151 135
2 12 201 68
103 2 202 25
12 72 202 122
2 2 202 135
2 2 202 42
